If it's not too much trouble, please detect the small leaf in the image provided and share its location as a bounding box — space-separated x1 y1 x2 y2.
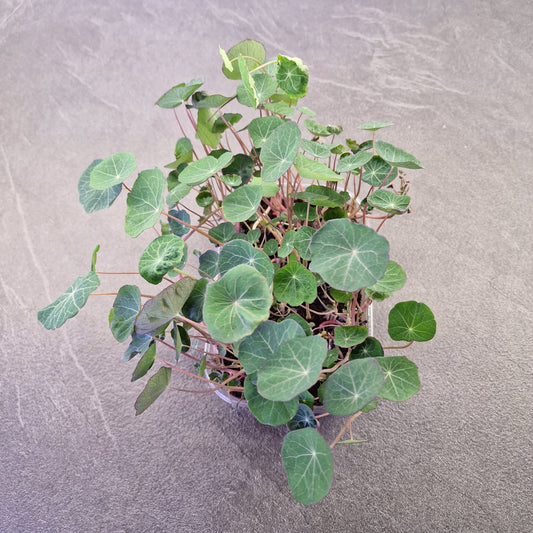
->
78 159 122 212
293 226 315 260
109 285 141 342
361 156 397 187
336 151 373 173
181 278 208 323
38 271 99 330
323 358 384 415
260 121 301 182
135 278 195 336
377 356 420 401
134 366 171 415
274 262 317 307
375 140 423 169
304 119 336 137
368 190 410 214
287 404 317 430
123 332 153 362
244 377 298 426
219 46 233 72
294 185 346 207
156 79 203 108
138 235 187 284
238 54 259 109
300 139 331 159
278 230 296 258
366 261 406 295
248 116 284 148
222 184 262 222
125 168 166 238
282 428 333 505
221 39 265 80
90 152 136 190
350 337 384 360
388 301 436 342
131 343 156 382
179 152 233 186
198 250 219 279
294 154 343 182
218 239 274 283
196 107 222 149
167 209 191 237
358 121 394 131
208 222 235 244
276 55 309 98
334 326 368 348
257 336 327 402
203 265 272 343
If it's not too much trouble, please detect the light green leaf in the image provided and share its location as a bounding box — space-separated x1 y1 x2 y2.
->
135 278 195 336
260 121 301 182
236 319 305 374
248 116 284 148
109 285 141 342
131 343 156 382
293 226 316 260
358 121 394 131
309 219 389 291
236 73 277 106
377 356 420 401
78 159 122 213
294 185 346 207
249 176 280 197
203 264 272 343
388 301 436 342
90 152 136 190
257 335 327 401
125 168 166 237
138 235 187 284
300 139 332 159
155 79 202 108
282 428 333 505
274 262 317 306
367 190 410 214
123 332 153 362
222 39 265 80
336 151 373 173
304 119 340 137
264 102 296 116
134 366 171 415
323 358 385 415
222 184 262 222
294 154 342 182
361 156 397 187
375 140 423 169
38 271 99 330
219 45 233 72
178 152 233 186
334 325 368 348
238 54 259 109
366 260 406 295
276 55 309 98
218 239 274 283
244 377 299 426
278 230 296 258
165 138 194 168
196 108 222 149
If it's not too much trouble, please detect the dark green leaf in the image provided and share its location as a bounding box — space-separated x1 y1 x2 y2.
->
287 404 317 430
274 262 317 306
198 250 219 279
260 121 301 182
134 366 171 415
131 343 156 382
350 337 384 359
109 285 141 342
156 79 202 108
377 356 420 401
361 156 397 187
294 185 346 207
78 159 122 213
182 278 208 323
388 301 436 342
334 326 368 348
218 239 274 283
208 222 235 244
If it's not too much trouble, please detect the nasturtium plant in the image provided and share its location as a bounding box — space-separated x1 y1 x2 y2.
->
38 39 436 506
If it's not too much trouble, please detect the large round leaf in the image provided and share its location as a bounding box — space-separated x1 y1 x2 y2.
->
276 55 309 98
257 335 327 402
309 219 389 291
218 240 274 283
282 428 333 505
222 184 262 222
388 301 436 342
323 358 385 415
89 152 136 190
138 235 187 285
125 168 166 238
273 262 317 307
260 121 301 182
222 39 265 80
244 377 298 426
203 265 272 343
376 356 420 402
236 319 305 373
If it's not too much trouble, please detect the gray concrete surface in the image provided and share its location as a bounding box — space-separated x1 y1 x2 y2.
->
1 1 531 531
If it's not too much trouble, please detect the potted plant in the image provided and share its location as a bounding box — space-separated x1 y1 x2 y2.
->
38 39 436 505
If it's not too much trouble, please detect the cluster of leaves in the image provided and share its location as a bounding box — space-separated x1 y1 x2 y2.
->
38 40 436 505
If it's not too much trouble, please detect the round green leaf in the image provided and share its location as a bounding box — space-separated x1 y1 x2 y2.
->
304 119 333 137
260 121 301 182
203 265 272 343
282 428 333 505
222 184 262 222
287 404 317 430
244 377 299 426
248 116 284 148
138 235 187 285
334 325 368 348
78 159 122 213
388 301 436 342
276 55 309 98
293 226 316 260
167 209 191 236
237 73 277 106
374 140 423 169
109 285 141 342
198 250 219 279
366 260 406 295
274 262 317 307
294 154 342 182
294 185 346 207
323 358 385 415
208 222 235 244
89 152 136 190
178 152 233 186
361 156 397 187
236 319 305 374
125 168 166 238
376 356 420 402
222 39 265 80
336 151 373 173
257 336 327 402
367 190 410 214
155 79 203 108
219 240 274 283
300 139 332 159
309 219 389 291
349 337 384 360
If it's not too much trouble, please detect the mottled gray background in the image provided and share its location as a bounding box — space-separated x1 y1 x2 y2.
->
1 1 531 532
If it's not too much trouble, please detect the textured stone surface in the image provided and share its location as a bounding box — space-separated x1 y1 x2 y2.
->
1 1 531 531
